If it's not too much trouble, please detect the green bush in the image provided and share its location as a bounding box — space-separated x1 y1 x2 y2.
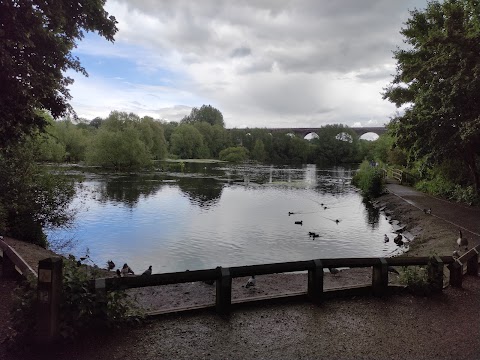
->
352 160 384 199
9 255 144 343
415 175 479 205
219 146 249 163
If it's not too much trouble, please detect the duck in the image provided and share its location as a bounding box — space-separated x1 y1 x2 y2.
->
423 208 432 215
308 231 316 237
335 219 340 224
457 230 468 250
312 233 320 239
142 265 152 276
394 234 403 245
384 234 389 243
245 275 256 288
116 269 121 277
288 212 294 216
295 221 303 225
121 263 135 277
328 267 340 275
107 260 115 271
452 250 460 259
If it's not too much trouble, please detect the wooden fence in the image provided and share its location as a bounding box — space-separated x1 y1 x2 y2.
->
448 245 480 287
89 256 455 316
383 168 403 183
2 239 479 343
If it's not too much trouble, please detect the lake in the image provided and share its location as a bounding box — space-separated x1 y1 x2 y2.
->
47 163 403 274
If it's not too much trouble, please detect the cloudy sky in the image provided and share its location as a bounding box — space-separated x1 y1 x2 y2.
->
69 0 428 128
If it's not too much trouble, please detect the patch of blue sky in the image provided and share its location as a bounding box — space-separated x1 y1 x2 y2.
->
73 33 183 87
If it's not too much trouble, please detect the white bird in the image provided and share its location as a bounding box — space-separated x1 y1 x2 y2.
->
457 230 468 250
121 263 135 277
245 275 256 288
142 265 152 276
384 234 389 243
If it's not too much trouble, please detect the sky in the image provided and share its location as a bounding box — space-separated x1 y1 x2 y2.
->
68 0 429 129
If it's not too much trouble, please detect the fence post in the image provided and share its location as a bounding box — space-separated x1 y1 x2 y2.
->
307 259 324 304
466 248 479 276
449 261 463 288
216 267 232 315
372 258 388 296
95 278 108 320
36 257 63 344
1 251 18 279
427 256 444 292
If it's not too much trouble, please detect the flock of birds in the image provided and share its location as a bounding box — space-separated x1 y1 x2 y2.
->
100 206 471 290
106 260 153 277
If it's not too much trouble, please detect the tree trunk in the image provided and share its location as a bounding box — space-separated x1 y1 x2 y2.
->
465 151 480 197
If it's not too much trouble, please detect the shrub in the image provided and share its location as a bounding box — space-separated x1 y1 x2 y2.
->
9 254 144 343
219 146 249 163
352 160 384 199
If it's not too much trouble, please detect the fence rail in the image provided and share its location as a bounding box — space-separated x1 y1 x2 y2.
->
2 241 479 344
90 255 457 316
0 239 37 278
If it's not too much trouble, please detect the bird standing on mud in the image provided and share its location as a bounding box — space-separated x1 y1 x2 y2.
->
107 260 115 271
245 275 256 288
121 263 135 277
328 267 340 275
142 265 152 276
457 230 468 250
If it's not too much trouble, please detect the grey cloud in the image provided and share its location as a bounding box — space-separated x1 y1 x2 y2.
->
231 47 252 58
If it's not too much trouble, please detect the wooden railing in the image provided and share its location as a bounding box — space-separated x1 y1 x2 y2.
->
0 239 37 278
90 256 455 315
383 168 403 183
448 245 480 287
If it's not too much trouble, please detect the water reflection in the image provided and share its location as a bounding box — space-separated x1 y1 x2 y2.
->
48 164 399 273
177 177 224 208
363 200 381 230
97 175 165 207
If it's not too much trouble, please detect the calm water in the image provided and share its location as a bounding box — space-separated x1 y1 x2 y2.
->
47 163 403 274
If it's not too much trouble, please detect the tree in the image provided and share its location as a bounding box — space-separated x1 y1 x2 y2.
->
383 0 480 194
170 124 205 159
181 105 225 127
0 0 117 147
251 139 267 162
0 142 75 247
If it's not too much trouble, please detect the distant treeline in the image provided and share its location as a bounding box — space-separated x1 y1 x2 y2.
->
33 105 393 169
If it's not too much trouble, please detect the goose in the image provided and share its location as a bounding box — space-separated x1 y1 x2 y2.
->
295 221 303 225
107 260 115 271
245 275 256 288
388 266 400 275
384 234 389 243
142 265 152 276
121 263 135 277
328 267 340 275
457 230 468 250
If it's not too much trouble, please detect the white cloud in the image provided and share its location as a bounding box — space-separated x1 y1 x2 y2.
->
67 0 429 127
